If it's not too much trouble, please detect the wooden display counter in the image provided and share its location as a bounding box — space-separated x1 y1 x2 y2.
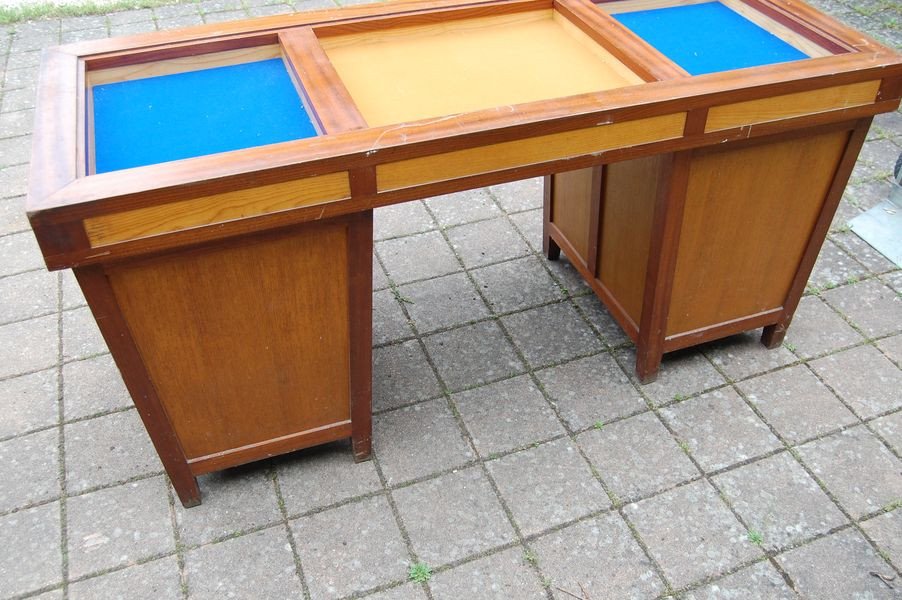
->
26 0 902 505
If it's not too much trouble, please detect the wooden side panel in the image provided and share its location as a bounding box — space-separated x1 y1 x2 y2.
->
550 168 595 263
106 223 352 460
598 155 662 325
666 129 850 335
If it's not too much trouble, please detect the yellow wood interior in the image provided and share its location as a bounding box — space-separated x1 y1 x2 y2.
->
320 10 644 126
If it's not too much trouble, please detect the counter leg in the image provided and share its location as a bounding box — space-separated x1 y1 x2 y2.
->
349 210 374 462
543 175 561 260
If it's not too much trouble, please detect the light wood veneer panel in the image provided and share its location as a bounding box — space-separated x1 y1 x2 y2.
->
550 168 595 262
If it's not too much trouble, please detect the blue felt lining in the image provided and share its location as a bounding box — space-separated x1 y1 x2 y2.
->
612 1 810 76
92 58 318 173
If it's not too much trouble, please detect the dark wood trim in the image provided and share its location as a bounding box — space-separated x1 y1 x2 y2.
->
665 307 783 352
683 107 709 135
349 167 377 198
739 0 851 54
586 166 604 277
348 210 373 461
543 175 561 260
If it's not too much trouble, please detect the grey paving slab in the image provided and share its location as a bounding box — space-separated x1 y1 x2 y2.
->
373 289 414 346
624 480 762 590
62 354 131 421
833 230 898 275
292 496 408 599
502 302 602 369
810 345 902 418
62 306 108 362
0 164 29 199
661 388 781 473
109 21 159 36
486 438 608 536
425 188 501 228
0 502 61 598
453 375 565 456
471 255 564 314
0 368 58 438
374 398 473 485
784 295 864 359
58 270 86 310
739 365 858 445
532 512 665 600
574 293 632 347
106 8 154 24
276 441 382 516
0 107 32 138
578 412 699 503
374 256 389 290
861 508 902 570
705 332 797 382
65 409 162 493
68 556 181 600
0 134 30 166
0 427 58 513
446 217 531 269
536 353 646 431
775 529 896 599
617 347 726 407
186 527 302 600
0 195 29 235
870 410 902 453
429 546 546 600
4 50 41 72
61 28 113 44
488 177 543 213
422 321 524 392
394 466 515 566
0 267 57 326
174 466 281 547
377 231 460 284
0 230 44 277
797 426 902 519
397 272 489 333
67 477 174 579
508 209 542 252
877 332 902 366
683 561 796 600
713 452 847 552
545 254 591 296
366 583 428 600
822 278 902 338
808 238 869 290
374 201 435 241
0 314 58 379
58 14 109 31
373 340 442 412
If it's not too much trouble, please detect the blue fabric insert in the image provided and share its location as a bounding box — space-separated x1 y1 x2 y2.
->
92 58 318 173
613 1 809 76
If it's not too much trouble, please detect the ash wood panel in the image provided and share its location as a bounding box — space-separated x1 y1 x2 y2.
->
377 112 686 191
106 222 353 460
705 80 880 132
665 128 850 335
549 168 595 264
84 172 350 247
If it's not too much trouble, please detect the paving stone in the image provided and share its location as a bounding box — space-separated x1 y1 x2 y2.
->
159 14 207 28
536 353 646 431
508 208 542 251
797 426 902 519
186 527 301 600
68 555 181 600
0 268 57 325
0 163 29 198
574 294 631 347
877 333 902 366
0 87 36 113
453 375 565 456
544 254 592 297
625 480 762 589
373 340 442 412
67 477 173 578
854 138 899 180
809 239 869 291
446 217 531 269
292 496 408 599
861 509 902 569
0 428 58 512
374 399 473 485
197 0 244 12
811 345 901 419
739 365 858 445
0 368 58 438
0 314 58 379
487 438 608 536
884 270 902 294
661 388 781 473
62 354 131 421
276 441 382 515
425 188 501 227
394 466 515 565
0 108 32 138
174 466 281 547
0 195 29 234
27 590 63 600
617 347 726 407
107 8 154 24
844 176 895 212
683 561 795 600
705 331 797 381
0 502 61 597
374 256 389 290
579 412 699 503
784 295 864 359
0 134 30 166
870 410 902 453
776 529 896 599
61 28 110 43
374 201 434 240
110 22 159 36
822 278 902 338
397 272 489 333
471 255 564 314
377 231 459 284
59 14 109 31
423 321 524 392
5 50 42 71
833 230 897 275
0 230 44 277
63 306 108 362
247 4 293 16
430 546 546 600
713 452 846 552
503 302 602 369
533 512 664 600
366 583 428 600
488 177 543 213
373 289 413 345
65 409 162 493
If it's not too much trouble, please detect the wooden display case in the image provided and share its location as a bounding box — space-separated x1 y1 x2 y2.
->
26 0 902 505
